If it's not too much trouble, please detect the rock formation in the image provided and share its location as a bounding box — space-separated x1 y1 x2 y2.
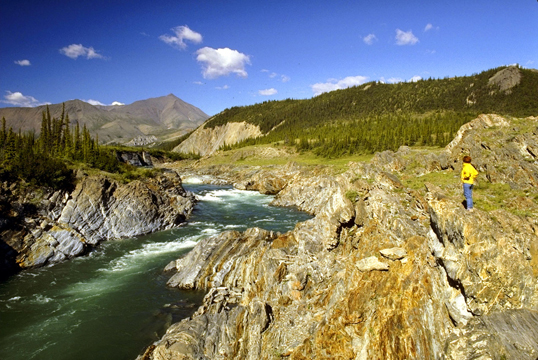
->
173 121 262 156
141 114 538 359
488 65 522 94
0 170 195 273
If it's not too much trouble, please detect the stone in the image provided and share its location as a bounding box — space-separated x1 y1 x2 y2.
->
379 247 407 260
356 256 390 271
174 121 263 156
445 310 538 359
1 171 195 271
126 115 538 359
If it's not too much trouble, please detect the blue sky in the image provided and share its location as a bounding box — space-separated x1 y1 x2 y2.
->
1 0 537 116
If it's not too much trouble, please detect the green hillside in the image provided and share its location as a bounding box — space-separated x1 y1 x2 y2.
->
201 66 538 157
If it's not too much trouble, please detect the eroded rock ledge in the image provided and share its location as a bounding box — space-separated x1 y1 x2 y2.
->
142 114 538 359
1 171 195 272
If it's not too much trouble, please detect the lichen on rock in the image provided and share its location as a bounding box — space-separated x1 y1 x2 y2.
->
142 114 538 360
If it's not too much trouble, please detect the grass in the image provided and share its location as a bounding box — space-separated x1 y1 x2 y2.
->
68 161 165 184
169 116 538 218
183 143 374 173
402 168 538 217
402 170 460 193
345 190 359 203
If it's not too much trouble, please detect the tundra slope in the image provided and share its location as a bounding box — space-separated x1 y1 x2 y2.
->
171 66 538 158
142 114 538 360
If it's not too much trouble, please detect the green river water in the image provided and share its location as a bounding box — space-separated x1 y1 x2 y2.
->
0 183 311 360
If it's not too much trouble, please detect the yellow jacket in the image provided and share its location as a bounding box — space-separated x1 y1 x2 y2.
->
461 163 478 184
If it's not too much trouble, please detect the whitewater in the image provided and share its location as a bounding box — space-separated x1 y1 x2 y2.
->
0 183 311 360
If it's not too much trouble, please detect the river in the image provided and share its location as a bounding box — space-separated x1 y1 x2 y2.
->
0 183 312 360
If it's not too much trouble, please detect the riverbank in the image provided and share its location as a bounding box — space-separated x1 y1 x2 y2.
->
0 184 311 360
0 169 196 279
142 114 538 359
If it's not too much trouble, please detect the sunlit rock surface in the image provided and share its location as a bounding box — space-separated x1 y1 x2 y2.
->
1 171 195 270
173 121 263 156
142 114 538 359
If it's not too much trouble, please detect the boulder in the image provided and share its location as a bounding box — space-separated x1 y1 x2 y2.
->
380 247 407 260
356 256 390 271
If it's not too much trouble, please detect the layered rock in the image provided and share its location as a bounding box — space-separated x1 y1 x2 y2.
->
488 65 522 94
1 171 195 271
116 151 154 167
142 114 538 359
173 121 262 156
371 114 538 191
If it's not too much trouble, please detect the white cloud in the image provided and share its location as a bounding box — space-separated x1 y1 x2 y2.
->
216 85 230 90
60 44 104 59
395 29 419 45
363 34 377 45
84 99 106 106
15 59 31 66
388 77 403 83
380 76 422 84
2 91 48 107
196 47 251 79
159 25 202 50
380 77 403 84
262 69 290 83
83 99 125 106
193 81 204 85
259 88 277 96
424 23 439 32
311 75 369 96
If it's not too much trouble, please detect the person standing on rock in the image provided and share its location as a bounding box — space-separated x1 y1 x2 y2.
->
461 155 478 211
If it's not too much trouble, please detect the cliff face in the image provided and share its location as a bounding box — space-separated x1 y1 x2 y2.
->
0 171 195 273
142 114 538 359
173 121 262 156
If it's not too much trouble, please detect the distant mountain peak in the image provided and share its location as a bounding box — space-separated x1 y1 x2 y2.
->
0 94 209 145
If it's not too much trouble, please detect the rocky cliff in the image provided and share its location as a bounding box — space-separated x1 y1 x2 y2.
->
141 114 538 359
0 170 195 276
173 121 262 156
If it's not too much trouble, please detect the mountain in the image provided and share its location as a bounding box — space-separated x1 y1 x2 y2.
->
173 65 538 156
0 94 209 145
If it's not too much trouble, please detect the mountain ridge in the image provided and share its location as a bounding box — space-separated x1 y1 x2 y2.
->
0 94 209 145
172 65 538 157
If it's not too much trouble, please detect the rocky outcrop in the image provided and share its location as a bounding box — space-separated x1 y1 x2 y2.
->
142 114 538 359
124 135 158 147
368 114 538 192
173 121 262 156
0 171 195 272
488 65 522 94
116 151 154 167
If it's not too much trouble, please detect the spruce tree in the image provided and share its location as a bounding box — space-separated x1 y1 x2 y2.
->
0 117 6 148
